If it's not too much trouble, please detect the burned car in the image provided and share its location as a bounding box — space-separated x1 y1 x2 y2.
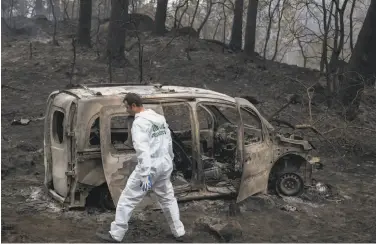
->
43 83 321 209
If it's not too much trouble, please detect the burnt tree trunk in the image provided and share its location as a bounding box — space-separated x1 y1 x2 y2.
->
327 0 348 108
340 0 376 120
19 0 27 16
222 0 227 49
263 0 280 59
174 0 187 28
212 17 221 39
271 0 286 61
320 2 328 73
107 0 129 66
244 0 258 55
349 0 356 51
197 0 213 37
177 0 189 28
329 0 348 73
77 0 92 47
35 0 45 16
154 0 168 35
190 0 200 28
229 0 244 51
71 0 76 18
53 0 61 20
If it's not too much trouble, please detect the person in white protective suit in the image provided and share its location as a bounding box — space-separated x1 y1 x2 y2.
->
96 93 186 243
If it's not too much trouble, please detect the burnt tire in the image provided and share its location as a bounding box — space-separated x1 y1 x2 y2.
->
276 173 304 197
86 184 115 210
99 186 116 210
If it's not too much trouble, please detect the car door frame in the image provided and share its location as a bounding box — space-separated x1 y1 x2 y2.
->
235 97 274 203
48 97 77 200
196 103 216 158
194 98 240 186
99 104 138 206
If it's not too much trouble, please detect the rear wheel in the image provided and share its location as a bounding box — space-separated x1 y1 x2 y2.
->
86 184 115 210
98 186 115 210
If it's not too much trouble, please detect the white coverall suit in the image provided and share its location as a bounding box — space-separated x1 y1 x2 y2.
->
109 109 185 241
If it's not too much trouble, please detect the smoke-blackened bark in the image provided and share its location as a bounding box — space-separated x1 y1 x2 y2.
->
340 0 376 120
244 0 258 55
107 0 129 66
77 0 92 47
229 0 244 51
154 0 168 35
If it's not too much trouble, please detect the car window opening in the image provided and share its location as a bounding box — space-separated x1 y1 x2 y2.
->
52 110 65 144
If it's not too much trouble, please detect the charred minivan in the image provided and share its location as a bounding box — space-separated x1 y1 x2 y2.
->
44 83 321 209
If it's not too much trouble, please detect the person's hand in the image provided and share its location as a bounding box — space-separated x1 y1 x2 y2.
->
140 175 152 191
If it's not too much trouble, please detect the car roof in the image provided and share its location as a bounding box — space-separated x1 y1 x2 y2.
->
58 83 236 102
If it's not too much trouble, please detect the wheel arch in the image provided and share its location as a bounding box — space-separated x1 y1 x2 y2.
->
267 152 308 190
271 153 307 174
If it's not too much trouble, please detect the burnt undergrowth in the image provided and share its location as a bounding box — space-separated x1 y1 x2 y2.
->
2 17 376 243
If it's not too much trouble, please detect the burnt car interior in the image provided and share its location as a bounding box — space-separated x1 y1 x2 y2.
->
196 103 265 185
144 102 243 186
87 102 264 188
196 103 241 185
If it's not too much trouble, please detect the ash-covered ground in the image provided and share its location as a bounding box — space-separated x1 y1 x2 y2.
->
2 17 376 242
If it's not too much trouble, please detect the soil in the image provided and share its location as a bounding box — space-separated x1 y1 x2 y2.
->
2 18 376 242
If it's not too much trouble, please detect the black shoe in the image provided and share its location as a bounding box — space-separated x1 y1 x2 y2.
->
96 232 120 243
175 235 189 242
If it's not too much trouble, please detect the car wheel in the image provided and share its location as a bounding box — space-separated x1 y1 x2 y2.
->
276 172 304 197
99 186 115 210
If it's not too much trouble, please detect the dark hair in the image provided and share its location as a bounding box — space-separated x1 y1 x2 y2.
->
123 93 143 107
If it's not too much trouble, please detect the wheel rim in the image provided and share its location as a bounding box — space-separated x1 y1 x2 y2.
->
276 173 303 196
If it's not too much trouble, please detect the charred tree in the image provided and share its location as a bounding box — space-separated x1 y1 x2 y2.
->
48 0 59 45
340 0 376 120
320 1 334 73
52 0 62 20
349 0 356 51
244 0 258 56
35 0 45 16
174 0 188 28
212 17 222 39
71 0 76 18
263 0 281 59
190 0 200 28
107 0 129 66
197 0 213 37
229 0 244 51
154 0 168 35
77 0 92 47
328 0 349 73
176 0 189 29
271 0 286 61
19 0 27 16
62 0 70 20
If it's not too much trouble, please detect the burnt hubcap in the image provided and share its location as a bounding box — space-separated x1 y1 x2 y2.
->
283 178 297 190
277 173 303 196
